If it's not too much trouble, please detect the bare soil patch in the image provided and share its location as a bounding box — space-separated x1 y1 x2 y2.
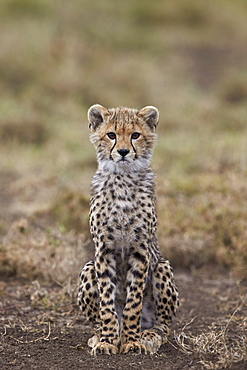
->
1 271 246 370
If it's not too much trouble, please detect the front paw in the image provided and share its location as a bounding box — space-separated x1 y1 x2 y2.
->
91 342 119 356
88 334 100 348
120 341 147 354
141 330 162 354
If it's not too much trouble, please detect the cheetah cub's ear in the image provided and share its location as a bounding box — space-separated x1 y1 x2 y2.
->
88 104 110 131
137 106 159 131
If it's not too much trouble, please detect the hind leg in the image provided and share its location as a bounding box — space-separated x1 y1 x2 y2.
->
141 258 179 353
77 261 101 349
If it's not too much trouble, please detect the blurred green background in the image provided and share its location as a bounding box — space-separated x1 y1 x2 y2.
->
0 0 246 281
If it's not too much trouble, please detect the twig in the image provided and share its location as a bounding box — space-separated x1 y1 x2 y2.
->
8 321 53 344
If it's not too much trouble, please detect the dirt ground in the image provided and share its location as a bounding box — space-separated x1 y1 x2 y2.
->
0 270 246 370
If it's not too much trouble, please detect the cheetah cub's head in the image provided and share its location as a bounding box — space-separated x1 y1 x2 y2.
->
88 104 159 173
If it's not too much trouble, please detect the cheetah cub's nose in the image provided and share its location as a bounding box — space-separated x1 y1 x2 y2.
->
118 149 130 157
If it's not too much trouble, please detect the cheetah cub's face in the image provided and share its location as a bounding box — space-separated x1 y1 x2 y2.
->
88 104 159 173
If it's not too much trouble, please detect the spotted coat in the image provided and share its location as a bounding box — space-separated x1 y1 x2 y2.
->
78 105 179 355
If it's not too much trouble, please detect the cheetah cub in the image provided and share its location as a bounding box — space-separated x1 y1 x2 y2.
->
78 105 179 355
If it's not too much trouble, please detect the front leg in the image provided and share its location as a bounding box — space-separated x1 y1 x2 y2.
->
120 247 149 354
92 243 120 355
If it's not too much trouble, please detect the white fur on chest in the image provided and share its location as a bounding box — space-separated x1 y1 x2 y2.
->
91 168 154 195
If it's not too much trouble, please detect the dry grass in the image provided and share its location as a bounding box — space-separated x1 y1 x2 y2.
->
175 303 247 369
1 219 90 283
0 0 246 281
157 172 247 276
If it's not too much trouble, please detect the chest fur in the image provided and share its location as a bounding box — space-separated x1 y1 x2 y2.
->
89 170 156 241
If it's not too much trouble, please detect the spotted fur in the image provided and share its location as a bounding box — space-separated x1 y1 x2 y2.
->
78 105 179 355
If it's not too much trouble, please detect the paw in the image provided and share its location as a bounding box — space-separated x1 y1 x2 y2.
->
141 330 162 354
91 342 119 356
88 334 100 348
120 341 147 355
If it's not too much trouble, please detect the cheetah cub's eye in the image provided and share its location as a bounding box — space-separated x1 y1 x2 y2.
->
107 132 116 140
131 132 141 140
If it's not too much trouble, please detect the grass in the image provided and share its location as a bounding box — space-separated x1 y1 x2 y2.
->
1 219 90 283
0 0 246 278
175 303 247 369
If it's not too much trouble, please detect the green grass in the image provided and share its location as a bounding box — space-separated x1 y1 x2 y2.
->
0 0 247 280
